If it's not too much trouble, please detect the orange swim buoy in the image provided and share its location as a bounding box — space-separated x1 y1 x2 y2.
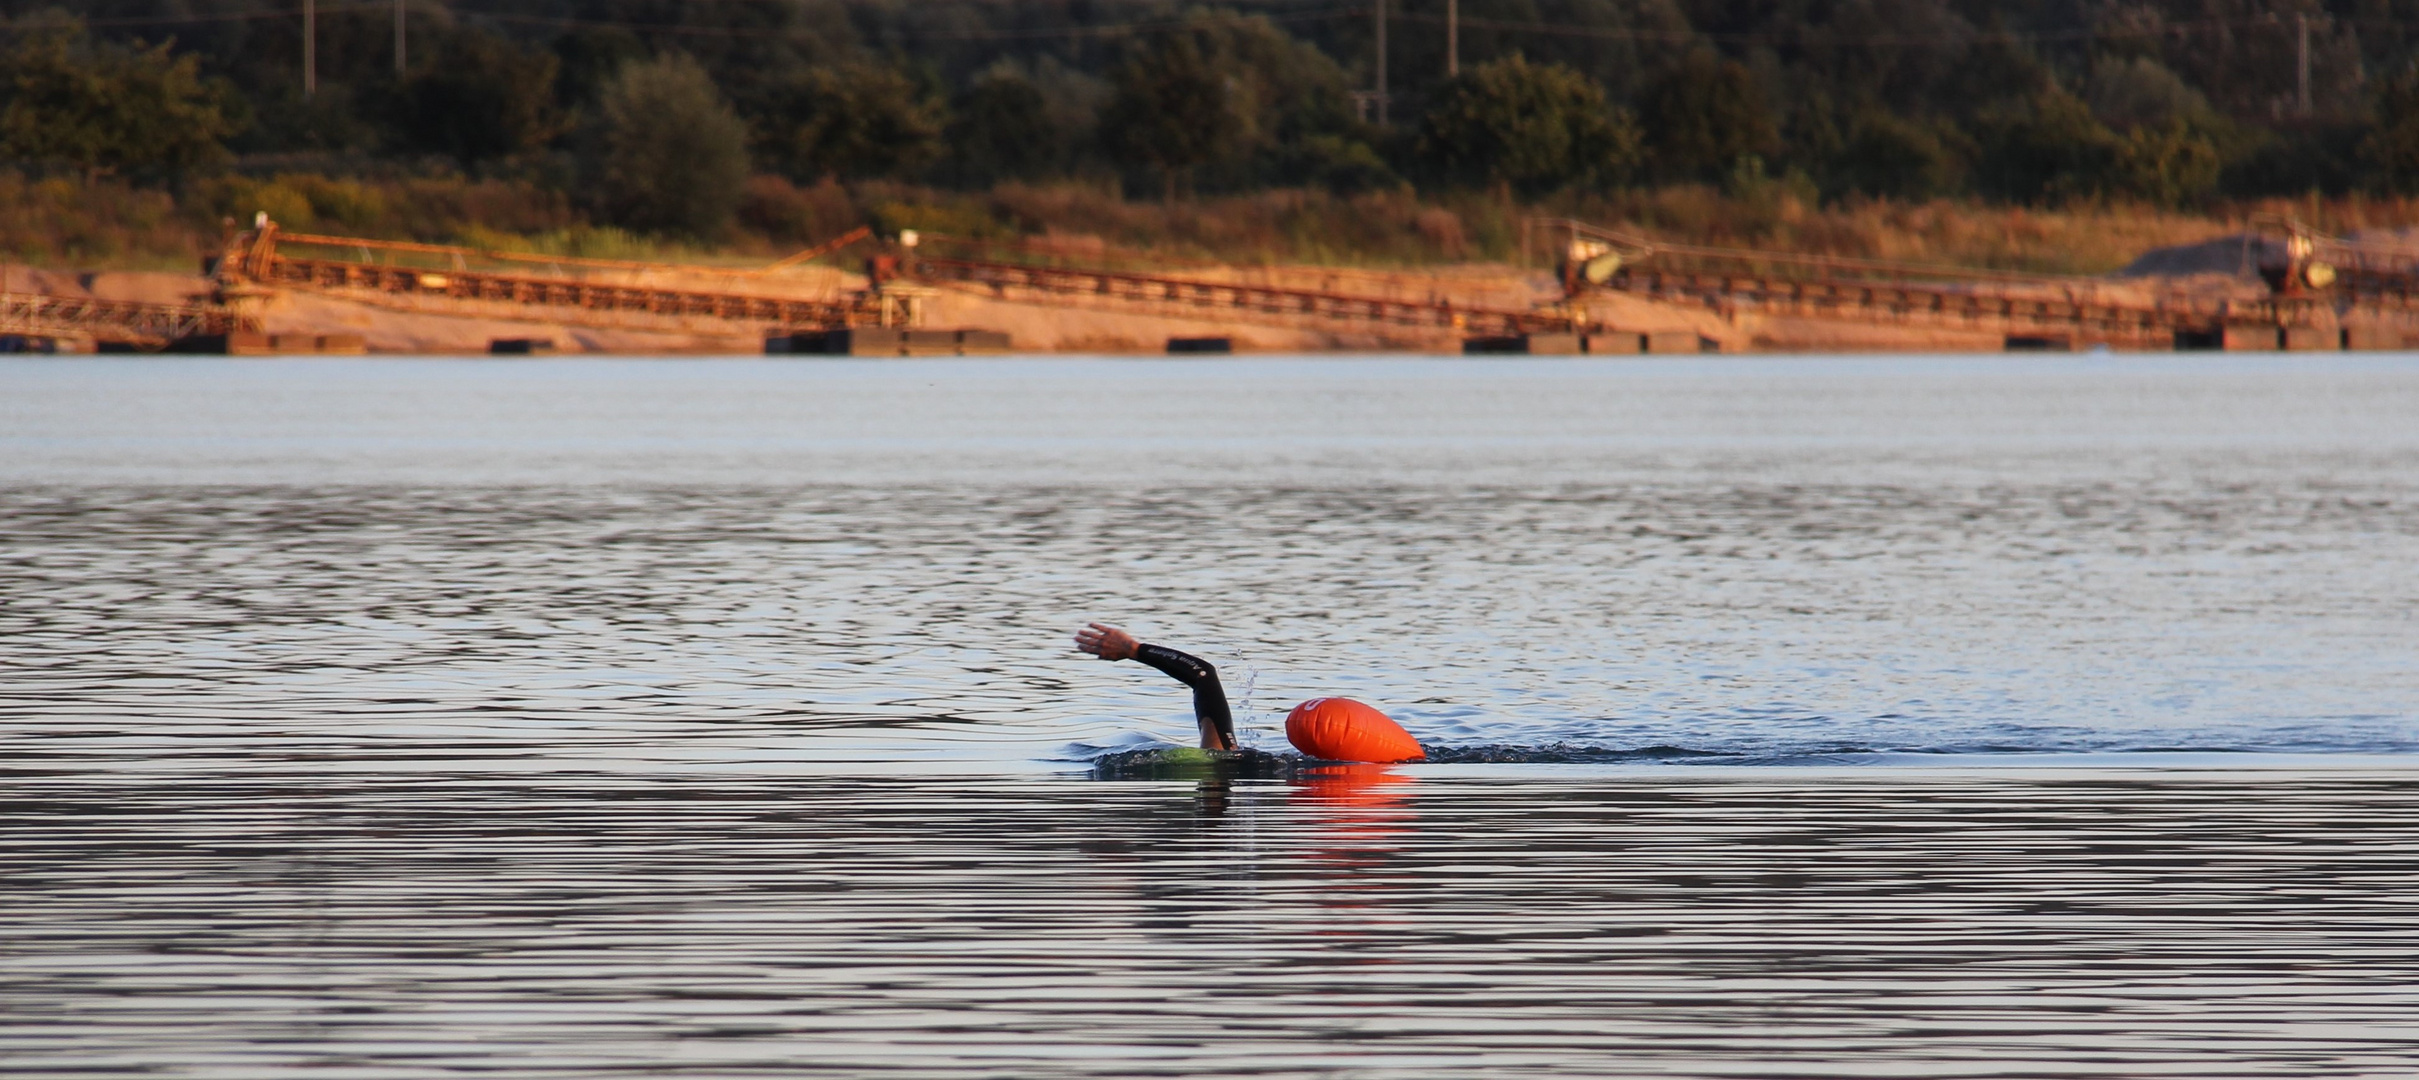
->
1285 698 1424 763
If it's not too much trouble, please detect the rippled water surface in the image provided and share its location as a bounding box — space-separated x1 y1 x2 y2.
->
4 355 2418 1076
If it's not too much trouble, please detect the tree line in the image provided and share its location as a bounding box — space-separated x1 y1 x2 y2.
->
1 0 2411 239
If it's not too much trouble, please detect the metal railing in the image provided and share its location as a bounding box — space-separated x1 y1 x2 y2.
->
261 257 871 330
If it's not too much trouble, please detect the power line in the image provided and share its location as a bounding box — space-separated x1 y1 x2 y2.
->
11 1 1364 42
1392 9 2379 48
11 1 2410 49
457 3 1364 42
3 1 390 29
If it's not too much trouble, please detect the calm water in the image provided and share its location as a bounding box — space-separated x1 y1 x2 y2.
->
4 355 2418 1076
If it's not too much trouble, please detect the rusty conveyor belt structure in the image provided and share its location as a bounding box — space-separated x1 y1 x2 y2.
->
1534 217 2240 347
189 216 2399 352
226 220 1581 337
0 290 251 346
224 226 876 332
902 253 1577 335
259 252 868 329
1603 265 2199 347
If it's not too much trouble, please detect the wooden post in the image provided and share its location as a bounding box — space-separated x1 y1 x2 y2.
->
303 0 316 97
2297 14 2312 117
1446 0 1458 76
1373 0 1387 125
395 0 407 74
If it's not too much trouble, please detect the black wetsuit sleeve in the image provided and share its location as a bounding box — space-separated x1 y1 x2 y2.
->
1132 643 1235 747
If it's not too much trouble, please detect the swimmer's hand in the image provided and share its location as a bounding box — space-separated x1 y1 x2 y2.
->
1074 623 1139 662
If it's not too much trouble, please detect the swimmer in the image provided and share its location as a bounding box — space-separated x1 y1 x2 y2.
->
1074 623 1425 763
1073 623 1237 751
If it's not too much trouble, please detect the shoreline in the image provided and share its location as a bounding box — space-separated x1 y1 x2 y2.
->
0 251 2385 357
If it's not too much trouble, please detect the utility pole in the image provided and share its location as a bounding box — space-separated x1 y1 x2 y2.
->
2297 13 2312 117
1373 0 1387 125
395 0 407 75
1446 0 1459 76
303 0 316 97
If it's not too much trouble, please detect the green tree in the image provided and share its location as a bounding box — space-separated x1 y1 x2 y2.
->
551 26 648 111
946 71 1059 186
2361 69 2419 193
2083 55 2218 130
0 22 236 184
1160 14 1363 190
391 30 563 166
586 54 750 237
2111 120 2220 207
1829 109 1967 199
1640 53 1777 182
1277 133 1404 195
1098 36 1245 201
1414 55 1639 197
756 63 946 182
1975 87 2121 203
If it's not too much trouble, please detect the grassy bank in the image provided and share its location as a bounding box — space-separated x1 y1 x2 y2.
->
10 170 2419 279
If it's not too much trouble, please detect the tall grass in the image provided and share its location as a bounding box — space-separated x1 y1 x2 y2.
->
0 174 199 272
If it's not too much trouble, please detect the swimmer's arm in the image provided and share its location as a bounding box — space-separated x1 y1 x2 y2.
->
1128 642 1218 687
1073 623 1238 751
1075 624 1209 679
1133 644 1239 752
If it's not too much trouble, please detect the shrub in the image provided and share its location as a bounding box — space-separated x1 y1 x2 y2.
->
389 31 564 166
1639 53 1777 183
946 72 1060 186
753 63 947 183
0 21 237 185
737 175 860 247
585 55 751 238
1098 36 1245 201
1415 55 1640 197
1830 111 1967 200
2113 121 2222 208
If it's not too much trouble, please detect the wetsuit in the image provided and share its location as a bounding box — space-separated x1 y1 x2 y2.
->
1133 643 1236 750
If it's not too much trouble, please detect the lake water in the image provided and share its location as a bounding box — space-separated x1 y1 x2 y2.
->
4 354 2417 1077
